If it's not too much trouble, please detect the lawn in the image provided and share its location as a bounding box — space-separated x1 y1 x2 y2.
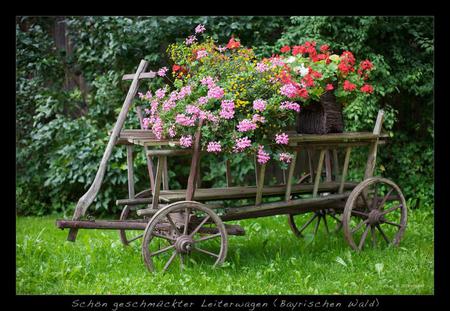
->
16 207 434 295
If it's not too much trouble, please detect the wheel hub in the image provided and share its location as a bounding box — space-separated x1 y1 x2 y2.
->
174 235 194 253
367 209 382 225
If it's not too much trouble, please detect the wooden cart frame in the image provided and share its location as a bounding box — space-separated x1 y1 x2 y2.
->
56 60 408 273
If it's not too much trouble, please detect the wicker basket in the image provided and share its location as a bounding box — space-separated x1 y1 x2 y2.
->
296 90 344 134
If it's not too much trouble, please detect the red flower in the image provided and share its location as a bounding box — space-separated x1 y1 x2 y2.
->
340 51 355 65
343 80 356 92
172 64 181 72
297 88 309 99
360 84 374 94
360 60 374 71
320 44 329 52
310 70 322 79
292 45 306 56
280 45 291 53
326 84 334 91
302 75 315 87
338 62 354 75
226 36 241 49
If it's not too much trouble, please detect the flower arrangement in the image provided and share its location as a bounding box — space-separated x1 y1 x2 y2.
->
274 42 375 105
138 25 302 167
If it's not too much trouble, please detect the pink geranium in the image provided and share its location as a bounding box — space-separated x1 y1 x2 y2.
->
207 141 222 153
180 135 193 148
252 99 266 112
157 67 168 77
257 145 270 164
275 133 289 145
220 100 235 119
233 137 252 153
237 119 257 132
279 152 293 163
279 101 300 112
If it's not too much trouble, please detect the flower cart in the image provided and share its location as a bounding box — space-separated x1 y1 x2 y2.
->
56 60 407 273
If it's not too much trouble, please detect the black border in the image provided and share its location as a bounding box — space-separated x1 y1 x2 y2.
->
11 11 447 310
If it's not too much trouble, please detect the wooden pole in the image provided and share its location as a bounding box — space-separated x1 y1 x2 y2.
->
126 145 135 199
313 149 326 197
136 106 155 192
67 60 148 242
285 151 298 201
364 110 384 180
185 120 203 201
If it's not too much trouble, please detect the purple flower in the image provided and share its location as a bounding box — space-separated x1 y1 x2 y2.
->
275 133 289 145
253 99 266 112
207 86 224 99
180 135 193 148
155 87 167 99
279 152 293 163
220 100 235 119
196 50 208 60
233 137 252 153
201 76 216 89
207 141 222 153
217 46 227 52
280 83 298 98
257 145 270 164
256 62 268 72
279 101 301 112
157 67 168 77
185 35 197 45
195 24 206 34
237 119 257 132
198 96 209 105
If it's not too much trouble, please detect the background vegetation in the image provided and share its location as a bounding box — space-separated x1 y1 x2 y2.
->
16 16 434 216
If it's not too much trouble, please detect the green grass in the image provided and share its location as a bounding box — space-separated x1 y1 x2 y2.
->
16 207 434 295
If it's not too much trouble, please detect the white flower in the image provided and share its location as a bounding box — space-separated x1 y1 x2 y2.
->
285 56 296 63
294 63 309 77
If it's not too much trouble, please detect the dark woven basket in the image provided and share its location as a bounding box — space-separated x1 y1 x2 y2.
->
296 90 344 134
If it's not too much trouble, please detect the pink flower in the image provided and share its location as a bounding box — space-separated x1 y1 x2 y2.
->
180 135 193 148
138 92 144 99
195 24 206 34
150 100 159 113
207 141 222 153
279 101 300 112
252 99 266 112
256 62 268 72
279 152 293 163
152 118 163 140
199 111 219 123
155 87 167 99
237 119 257 132
142 117 151 129
252 114 266 123
257 145 270 164
144 91 152 100
196 50 208 59
185 35 197 45
186 104 201 116
177 85 192 100
168 126 176 138
175 114 196 127
280 83 298 98
201 76 216 88
216 46 227 52
270 57 285 67
220 100 235 119
157 67 168 77
207 86 224 99
198 96 209 105
233 137 252 153
162 100 176 111
275 133 289 145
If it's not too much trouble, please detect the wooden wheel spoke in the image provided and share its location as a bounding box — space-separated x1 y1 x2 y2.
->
166 214 181 236
313 215 321 236
380 204 401 216
162 251 177 273
378 188 394 211
370 184 379 211
183 208 190 235
193 246 220 258
323 215 330 234
381 220 402 228
370 225 376 247
152 232 176 241
376 224 390 244
150 244 175 257
360 193 371 211
127 233 143 243
358 224 370 250
298 213 317 234
189 215 211 238
193 233 221 243
351 219 369 234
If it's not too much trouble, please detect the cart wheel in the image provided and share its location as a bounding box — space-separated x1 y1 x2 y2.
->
288 208 342 238
119 189 149 246
342 177 407 251
141 201 228 273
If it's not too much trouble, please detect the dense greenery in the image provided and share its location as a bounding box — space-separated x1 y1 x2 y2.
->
16 208 434 294
16 16 433 215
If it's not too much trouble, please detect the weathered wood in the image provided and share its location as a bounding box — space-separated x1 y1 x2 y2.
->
185 121 203 201
222 193 350 222
289 131 383 143
126 145 135 199
307 149 314 183
68 59 148 242
146 149 192 156
136 106 155 191
152 156 163 210
116 130 155 145
196 160 202 188
313 149 326 197
255 163 266 206
339 147 352 194
325 150 332 182
122 71 156 81
332 149 339 181
364 110 384 179
226 159 233 187
285 151 298 201
161 156 169 190
58 219 149 230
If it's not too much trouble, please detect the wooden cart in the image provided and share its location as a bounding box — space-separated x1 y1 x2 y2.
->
56 60 408 273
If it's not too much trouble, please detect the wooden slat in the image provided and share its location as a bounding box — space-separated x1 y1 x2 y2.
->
325 150 332 182
226 159 233 187
126 145 135 199
185 121 203 201
285 151 298 201
364 110 384 179
136 107 155 191
122 71 157 81
313 149 326 197
255 163 266 206
339 147 352 194
162 156 169 190
332 149 339 181
152 156 163 210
